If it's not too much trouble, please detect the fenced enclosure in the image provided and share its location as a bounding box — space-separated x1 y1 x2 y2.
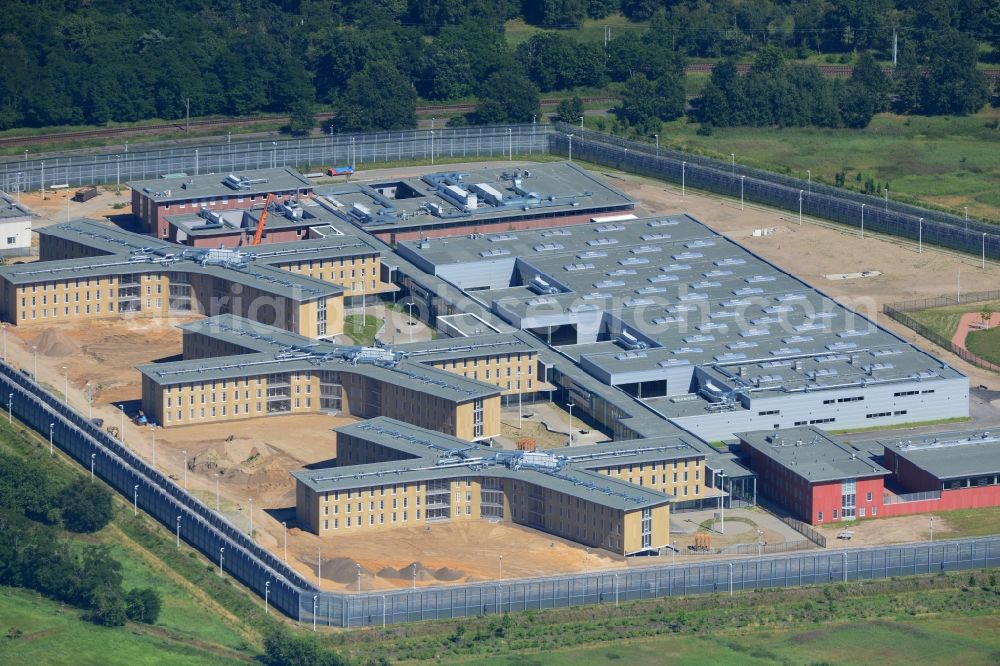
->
884 289 1000 374
0 125 548 193
2 357 999 627
550 123 1000 262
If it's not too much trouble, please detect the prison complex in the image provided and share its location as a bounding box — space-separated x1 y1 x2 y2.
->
3 162 991 556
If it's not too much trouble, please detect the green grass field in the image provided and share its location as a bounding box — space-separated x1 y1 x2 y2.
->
0 585 249 665
456 615 1000 666
624 107 1000 223
906 301 1000 341
966 326 1000 364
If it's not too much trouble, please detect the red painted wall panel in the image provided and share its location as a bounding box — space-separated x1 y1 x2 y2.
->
881 485 1000 517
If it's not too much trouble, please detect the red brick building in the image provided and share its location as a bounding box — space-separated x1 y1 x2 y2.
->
738 428 888 525
129 168 314 239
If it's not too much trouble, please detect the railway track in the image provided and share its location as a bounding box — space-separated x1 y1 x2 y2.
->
0 96 619 148
6 59 999 148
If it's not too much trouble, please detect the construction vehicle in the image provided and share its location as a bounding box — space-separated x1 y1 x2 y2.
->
327 166 354 177
250 192 276 246
133 410 148 426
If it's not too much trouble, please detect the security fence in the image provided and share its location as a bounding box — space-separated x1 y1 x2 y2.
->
2 358 999 627
0 125 548 193
883 289 1000 374
551 123 1000 262
781 516 828 548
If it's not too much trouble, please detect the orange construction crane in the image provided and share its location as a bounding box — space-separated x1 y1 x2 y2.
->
251 192 276 245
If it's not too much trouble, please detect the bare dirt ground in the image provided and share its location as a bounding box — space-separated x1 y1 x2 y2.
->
7 161 998 585
498 401 611 450
290 520 625 593
12 187 133 259
815 513 941 548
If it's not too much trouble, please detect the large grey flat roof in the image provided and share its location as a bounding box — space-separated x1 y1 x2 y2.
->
398 213 963 397
877 429 1000 480
312 161 635 231
129 167 313 203
739 427 888 483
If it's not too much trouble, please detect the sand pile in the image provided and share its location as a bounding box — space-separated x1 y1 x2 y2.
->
319 557 372 584
29 328 77 357
376 562 465 582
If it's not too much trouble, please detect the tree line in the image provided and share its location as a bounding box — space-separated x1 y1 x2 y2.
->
0 1 997 133
0 449 161 627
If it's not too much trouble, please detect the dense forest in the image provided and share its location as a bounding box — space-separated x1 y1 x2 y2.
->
0 0 997 132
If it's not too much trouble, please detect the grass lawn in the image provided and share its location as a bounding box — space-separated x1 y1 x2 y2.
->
905 300 1000 341
938 506 1000 538
0 586 249 665
965 326 1000 364
455 615 1000 666
344 313 381 345
645 107 1000 223
504 14 645 48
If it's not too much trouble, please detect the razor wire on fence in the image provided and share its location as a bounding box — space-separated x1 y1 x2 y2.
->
551 123 1000 262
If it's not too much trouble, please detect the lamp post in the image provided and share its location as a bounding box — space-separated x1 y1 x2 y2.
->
282 521 288 561
412 562 416 590
265 581 270 614
119 403 125 444
653 133 659 156
884 187 888 212
728 561 733 595
798 190 803 225
312 595 318 631
806 169 811 193
567 402 574 446
356 563 362 593
567 133 573 161
584 547 590 572
842 551 848 582
965 206 969 231
860 203 866 239
508 127 513 161
918 218 923 254
405 301 415 343
718 471 727 534
579 115 584 130
317 546 322 587
930 515 934 542
430 130 434 165
730 153 735 176
248 497 254 538
983 233 988 269
175 516 181 548
182 449 187 489
62 365 68 402
133 484 138 516
499 554 503 580
194 149 199 176
381 595 387 628
614 573 619 607
48 422 54 455
740 175 745 210
90 453 96 481
7 393 12 425
681 161 686 197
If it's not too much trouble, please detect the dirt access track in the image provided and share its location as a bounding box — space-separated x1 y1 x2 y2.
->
5 160 996 588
